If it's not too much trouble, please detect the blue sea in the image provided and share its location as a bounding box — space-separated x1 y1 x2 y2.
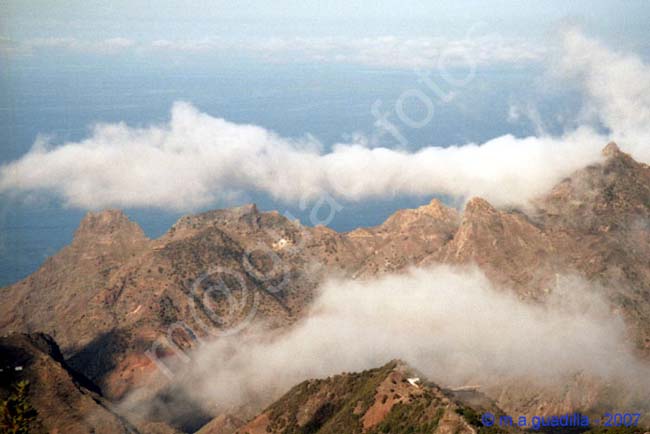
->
0 55 581 286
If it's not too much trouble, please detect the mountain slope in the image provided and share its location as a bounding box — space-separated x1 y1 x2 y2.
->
0 333 135 433
225 361 510 434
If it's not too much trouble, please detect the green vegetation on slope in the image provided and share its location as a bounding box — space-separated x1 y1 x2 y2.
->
0 380 37 434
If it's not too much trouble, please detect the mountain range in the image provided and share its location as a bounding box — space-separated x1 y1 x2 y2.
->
2 142 650 433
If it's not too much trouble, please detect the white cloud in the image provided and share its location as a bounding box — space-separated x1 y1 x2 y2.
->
121 266 650 419
556 29 650 147
506 102 547 135
149 38 226 53
26 36 135 54
9 34 544 68
143 34 545 68
239 34 546 68
0 37 28 55
1 30 648 211
0 101 608 210
101 37 135 51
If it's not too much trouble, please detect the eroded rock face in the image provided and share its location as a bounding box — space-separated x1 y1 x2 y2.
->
434 196 556 296
1 143 650 429
0 210 150 362
350 199 460 277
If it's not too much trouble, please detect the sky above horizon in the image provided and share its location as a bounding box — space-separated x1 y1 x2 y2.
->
2 1 650 68
2 1 650 41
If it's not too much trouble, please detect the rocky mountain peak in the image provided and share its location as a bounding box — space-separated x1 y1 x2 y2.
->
380 198 459 232
602 141 621 157
233 203 262 227
601 142 642 171
233 202 259 216
420 198 459 220
535 142 650 231
165 203 263 240
463 197 497 217
74 209 146 241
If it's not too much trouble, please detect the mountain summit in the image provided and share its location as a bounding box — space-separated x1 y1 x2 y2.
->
220 361 502 434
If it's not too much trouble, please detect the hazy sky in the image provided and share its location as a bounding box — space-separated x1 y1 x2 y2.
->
2 1 649 55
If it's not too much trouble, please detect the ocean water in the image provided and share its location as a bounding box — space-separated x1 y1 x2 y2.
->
0 57 580 286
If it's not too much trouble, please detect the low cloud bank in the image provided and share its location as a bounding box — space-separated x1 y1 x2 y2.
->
0 111 607 210
123 266 650 420
1 29 649 211
7 34 543 68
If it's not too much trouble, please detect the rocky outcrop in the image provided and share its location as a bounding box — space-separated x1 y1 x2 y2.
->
350 198 460 277
435 197 555 296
